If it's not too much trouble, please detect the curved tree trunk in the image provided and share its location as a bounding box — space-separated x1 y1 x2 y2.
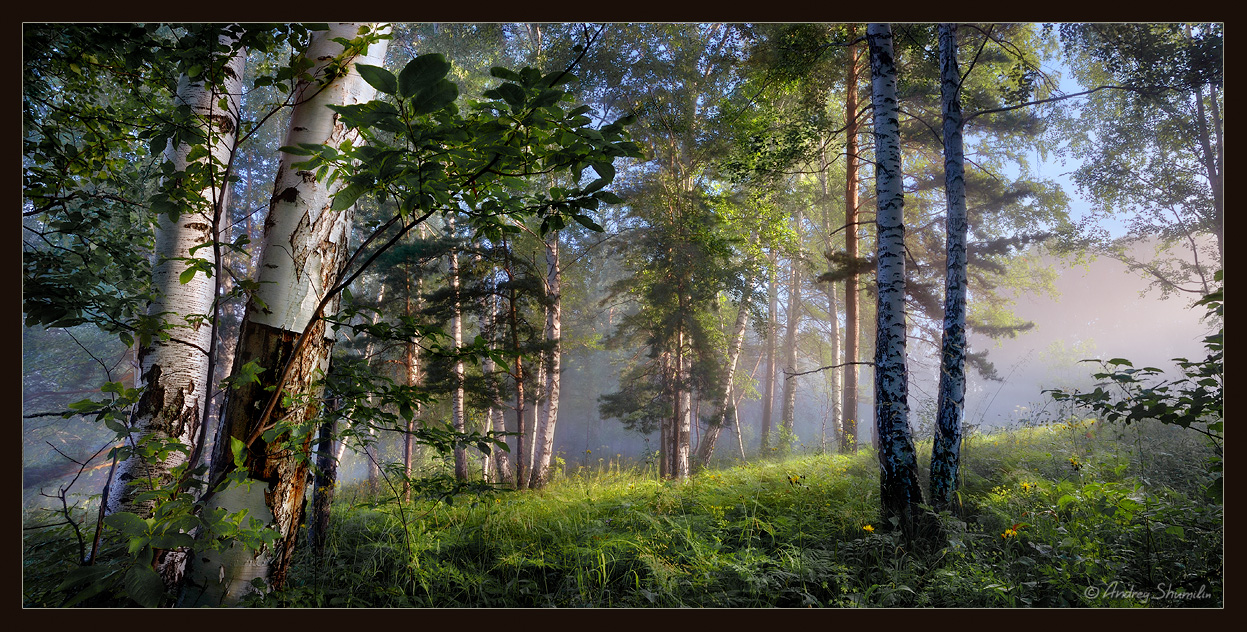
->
694 281 752 470
867 22 925 536
180 24 388 606
930 23 969 512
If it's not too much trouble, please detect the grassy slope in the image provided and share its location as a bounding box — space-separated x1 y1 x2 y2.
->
257 419 1222 607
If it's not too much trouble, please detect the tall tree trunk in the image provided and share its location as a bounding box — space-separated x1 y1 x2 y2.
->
694 282 752 469
841 30 863 454
733 390 748 462
530 232 562 488
868 22 925 536
448 216 468 482
930 23 969 513
308 403 338 556
674 321 691 479
107 34 245 592
482 276 513 484
659 351 671 479
181 24 388 606
760 253 778 452
779 223 803 452
107 34 244 517
504 240 528 489
403 249 423 501
819 146 842 454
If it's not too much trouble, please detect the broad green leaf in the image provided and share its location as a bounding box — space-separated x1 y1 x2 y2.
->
355 63 397 95
332 183 367 211
399 53 451 99
485 82 525 108
591 162 615 181
105 512 149 535
124 565 165 608
231 436 246 468
410 79 459 115
149 532 195 550
489 66 521 82
570 214 604 232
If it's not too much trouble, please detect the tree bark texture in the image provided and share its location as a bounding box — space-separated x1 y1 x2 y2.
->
930 23 969 512
868 23 925 535
183 24 388 605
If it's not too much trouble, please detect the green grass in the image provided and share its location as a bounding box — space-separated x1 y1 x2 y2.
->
24 418 1222 607
251 418 1222 607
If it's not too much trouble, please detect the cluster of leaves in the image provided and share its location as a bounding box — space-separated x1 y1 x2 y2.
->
284 52 640 241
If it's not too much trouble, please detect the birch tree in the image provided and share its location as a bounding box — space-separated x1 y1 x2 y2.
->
105 33 245 521
867 23 925 534
529 232 562 488
929 23 969 512
182 23 390 605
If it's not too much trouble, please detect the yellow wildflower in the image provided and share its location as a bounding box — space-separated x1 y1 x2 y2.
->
863 524 875 533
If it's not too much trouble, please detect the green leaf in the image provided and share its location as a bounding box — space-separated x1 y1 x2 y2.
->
410 79 459 115
179 266 199 285
591 162 616 182
279 144 316 156
355 63 397 95
149 532 195 550
105 512 149 536
399 53 451 99
231 437 246 468
570 214 604 232
124 565 166 608
485 82 526 108
332 183 367 211
490 66 522 82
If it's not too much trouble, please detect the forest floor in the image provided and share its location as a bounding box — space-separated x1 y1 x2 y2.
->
24 418 1222 607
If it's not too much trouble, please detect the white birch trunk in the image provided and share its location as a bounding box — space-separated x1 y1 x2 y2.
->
449 216 468 481
867 23 925 532
181 24 389 606
930 23 969 511
530 232 562 488
108 34 245 518
107 34 245 593
694 283 752 469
